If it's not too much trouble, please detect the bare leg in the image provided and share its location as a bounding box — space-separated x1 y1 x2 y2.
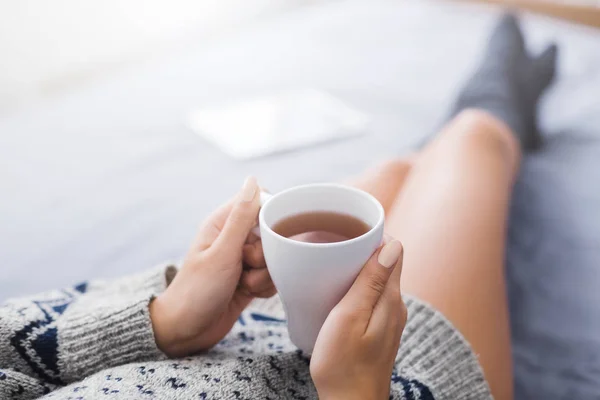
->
385 110 519 400
345 115 516 399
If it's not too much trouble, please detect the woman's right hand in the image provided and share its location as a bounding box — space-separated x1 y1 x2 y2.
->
310 239 406 400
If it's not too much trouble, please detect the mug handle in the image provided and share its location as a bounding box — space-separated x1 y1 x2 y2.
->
250 191 273 237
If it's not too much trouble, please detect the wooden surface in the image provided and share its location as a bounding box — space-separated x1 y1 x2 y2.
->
458 0 600 27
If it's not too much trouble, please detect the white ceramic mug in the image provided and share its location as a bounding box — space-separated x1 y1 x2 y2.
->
258 184 384 353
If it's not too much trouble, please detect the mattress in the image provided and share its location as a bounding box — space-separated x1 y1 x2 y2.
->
1 0 600 397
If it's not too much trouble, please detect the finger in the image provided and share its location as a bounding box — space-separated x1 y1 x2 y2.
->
367 302 406 357
245 186 269 245
340 240 403 314
239 268 275 295
243 241 266 269
387 237 404 288
194 197 236 250
195 179 265 251
246 231 261 245
367 252 406 338
214 176 261 251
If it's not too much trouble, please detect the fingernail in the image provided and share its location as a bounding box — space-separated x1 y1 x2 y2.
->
240 176 257 202
378 240 403 268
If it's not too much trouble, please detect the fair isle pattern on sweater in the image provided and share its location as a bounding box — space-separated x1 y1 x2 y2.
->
0 265 492 400
10 283 87 387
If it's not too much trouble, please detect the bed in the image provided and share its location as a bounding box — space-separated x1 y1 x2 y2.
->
2 0 600 397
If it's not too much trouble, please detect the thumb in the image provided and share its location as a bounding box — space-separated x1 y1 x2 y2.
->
213 176 261 251
340 240 403 314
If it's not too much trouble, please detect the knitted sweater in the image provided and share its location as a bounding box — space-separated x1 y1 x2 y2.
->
0 265 492 400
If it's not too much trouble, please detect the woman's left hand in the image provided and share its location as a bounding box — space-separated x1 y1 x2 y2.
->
310 239 406 400
150 177 275 357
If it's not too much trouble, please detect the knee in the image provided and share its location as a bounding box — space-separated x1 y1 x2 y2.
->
445 109 521 168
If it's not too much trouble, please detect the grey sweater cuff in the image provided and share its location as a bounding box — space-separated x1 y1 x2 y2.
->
57 265 177 383
398 295 493 399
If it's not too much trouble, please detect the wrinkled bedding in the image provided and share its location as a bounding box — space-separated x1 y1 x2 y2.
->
1 1 600 397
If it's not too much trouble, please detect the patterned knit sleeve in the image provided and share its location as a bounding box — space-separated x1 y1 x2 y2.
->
0 265 177 400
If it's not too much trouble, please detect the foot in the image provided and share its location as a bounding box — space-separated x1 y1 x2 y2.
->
449 14 558 150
